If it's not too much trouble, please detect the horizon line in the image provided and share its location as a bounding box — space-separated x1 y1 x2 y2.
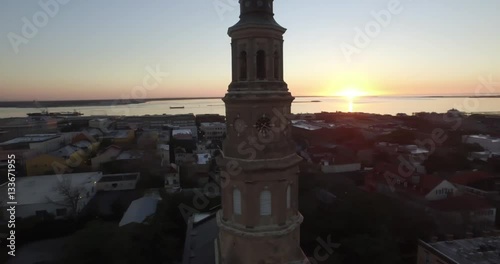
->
2 93 500 103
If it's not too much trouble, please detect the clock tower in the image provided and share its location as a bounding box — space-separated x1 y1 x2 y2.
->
217 0 308 263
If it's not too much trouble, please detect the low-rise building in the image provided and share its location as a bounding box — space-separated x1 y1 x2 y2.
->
158 144 170 166
174 147 195 165
182 211 219 264
172 129 193 140
178 153 212 188
158 130 171 144
136 129 159 148
195 140 222 156
418 236 500 264
91 145 122 170
165 164 180 190
468 151 494 162
0 149 37 175
447 171 500 198
119 196 159 227
71 129 101 144
427 194 496 230
98 150 144 174
320 157 361 174
96 172 141 191
200 122 226 141
102 130 135 145
397 144 429 162
0 117 58 141
366 164 459 201
172 129 196 152
89 118 114 131
463 135 500 153
196 114 225 124
0 172 102 220
292 120 322 131
375 142 399 155
0 134 64 153
25 153 67 176
26 140 98 176
366 164 496 233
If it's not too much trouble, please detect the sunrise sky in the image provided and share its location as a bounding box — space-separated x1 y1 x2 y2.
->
1 0 499 101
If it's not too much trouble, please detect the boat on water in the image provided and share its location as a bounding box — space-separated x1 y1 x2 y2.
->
311 100 321 103
170 106 185 109
27 110 84 117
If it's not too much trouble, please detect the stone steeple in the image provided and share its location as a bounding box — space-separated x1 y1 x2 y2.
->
217 1 309 263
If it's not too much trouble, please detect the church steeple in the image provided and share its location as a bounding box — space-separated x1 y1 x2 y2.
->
217 1 309 263
230 0 283 30
227 0 287 93
240 0 273 16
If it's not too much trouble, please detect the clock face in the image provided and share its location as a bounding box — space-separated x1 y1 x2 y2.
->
255 116 272 135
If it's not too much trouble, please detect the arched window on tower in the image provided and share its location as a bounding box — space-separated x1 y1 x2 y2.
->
274 51 279 80
260 190 271 216
256 50 266 80
233 188 241 215
286 185 291 209
239 51 247 81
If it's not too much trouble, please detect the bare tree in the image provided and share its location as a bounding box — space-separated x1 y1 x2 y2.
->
46 178 86 219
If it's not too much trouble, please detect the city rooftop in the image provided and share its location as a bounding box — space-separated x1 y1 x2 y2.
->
421 237 500 264
0 134 60 145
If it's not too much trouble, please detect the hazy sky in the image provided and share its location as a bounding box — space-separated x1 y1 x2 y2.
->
1 0 499 101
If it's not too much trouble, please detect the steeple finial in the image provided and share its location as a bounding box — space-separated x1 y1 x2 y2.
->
229 0 284 34
239 0 274 17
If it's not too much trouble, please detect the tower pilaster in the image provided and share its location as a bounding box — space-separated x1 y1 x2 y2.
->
217 1 309 263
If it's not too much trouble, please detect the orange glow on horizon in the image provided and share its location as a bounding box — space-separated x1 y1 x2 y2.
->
337 87 368 99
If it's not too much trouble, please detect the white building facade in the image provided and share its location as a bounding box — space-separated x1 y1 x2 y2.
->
200 122 226 141
463 135 500 153
0 172 102 220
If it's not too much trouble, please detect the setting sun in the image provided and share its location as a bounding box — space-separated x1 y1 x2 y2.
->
338 87 367 99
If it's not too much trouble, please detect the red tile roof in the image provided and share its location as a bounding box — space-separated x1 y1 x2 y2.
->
419 174 444 193
447 171 493 186
366 163 446 196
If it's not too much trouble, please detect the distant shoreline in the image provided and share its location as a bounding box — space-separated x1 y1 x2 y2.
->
0 95 498 108
0 97 220 108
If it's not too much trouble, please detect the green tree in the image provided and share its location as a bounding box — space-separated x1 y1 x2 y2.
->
299 172 436 264
423 151 471 173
